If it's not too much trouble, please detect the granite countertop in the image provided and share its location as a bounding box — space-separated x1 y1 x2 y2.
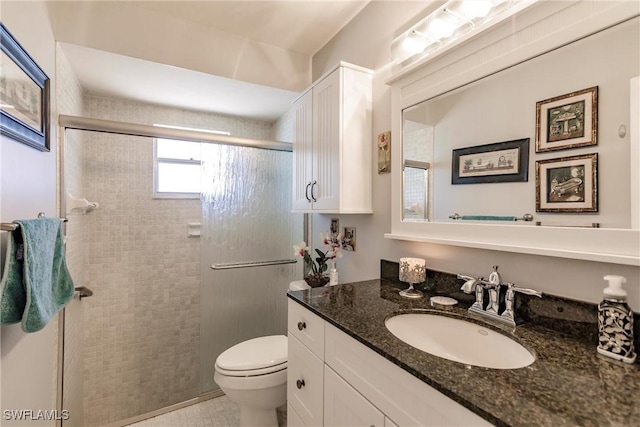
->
287 279 640 427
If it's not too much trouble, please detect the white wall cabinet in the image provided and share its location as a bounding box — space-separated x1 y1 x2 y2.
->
292 62 373 214
287 300 493 427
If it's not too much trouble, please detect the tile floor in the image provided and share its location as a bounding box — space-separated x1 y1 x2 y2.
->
127 396 286 427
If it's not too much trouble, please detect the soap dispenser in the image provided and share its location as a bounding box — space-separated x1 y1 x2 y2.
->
597 275 636 364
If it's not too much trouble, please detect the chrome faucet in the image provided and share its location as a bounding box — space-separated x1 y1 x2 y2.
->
458 266 542 326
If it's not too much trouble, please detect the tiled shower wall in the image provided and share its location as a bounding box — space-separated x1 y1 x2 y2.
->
81 131 201 424
73 94 276 425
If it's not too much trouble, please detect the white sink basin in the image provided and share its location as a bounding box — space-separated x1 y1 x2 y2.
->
385 313 534 369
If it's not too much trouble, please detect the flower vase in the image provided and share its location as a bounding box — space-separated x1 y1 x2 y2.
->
304 274 330 288
329 261 338 286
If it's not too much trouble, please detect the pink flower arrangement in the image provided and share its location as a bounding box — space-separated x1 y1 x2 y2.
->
294 232 342 277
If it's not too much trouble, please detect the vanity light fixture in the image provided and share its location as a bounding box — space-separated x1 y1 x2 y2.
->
390 0 538 67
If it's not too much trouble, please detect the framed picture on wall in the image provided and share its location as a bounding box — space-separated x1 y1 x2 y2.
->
535 86 597 153
377 131 391 174
451 138 529 184
0 23 50 151
536 153 598 213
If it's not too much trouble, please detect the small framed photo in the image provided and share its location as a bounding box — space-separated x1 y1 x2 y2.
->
452 138 529 185
342 227 356 252
0 23 50 151
377 131 391 174
536 153 598 213
330 218 339 238
535 86 597 153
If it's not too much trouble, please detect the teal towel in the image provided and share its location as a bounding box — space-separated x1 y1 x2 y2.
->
0 227 25 324
0 219 74 332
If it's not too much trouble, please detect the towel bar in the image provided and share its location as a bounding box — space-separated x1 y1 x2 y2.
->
1 213 68 231
211 259 297 270
448 213 534 222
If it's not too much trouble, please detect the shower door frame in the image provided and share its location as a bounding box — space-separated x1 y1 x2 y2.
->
56 115 293 427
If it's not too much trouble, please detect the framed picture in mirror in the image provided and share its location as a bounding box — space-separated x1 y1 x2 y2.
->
536 153 598 213
535 86 598 153
451 138 529 184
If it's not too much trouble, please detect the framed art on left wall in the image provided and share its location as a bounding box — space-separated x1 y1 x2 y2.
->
0 22 50 151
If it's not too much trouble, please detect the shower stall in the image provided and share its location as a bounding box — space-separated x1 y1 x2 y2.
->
60 117 301 426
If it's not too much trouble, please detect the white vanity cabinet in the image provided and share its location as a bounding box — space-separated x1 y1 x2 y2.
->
287 299 493 427
324 366 385 427
288 301 325 427
291 62 373 214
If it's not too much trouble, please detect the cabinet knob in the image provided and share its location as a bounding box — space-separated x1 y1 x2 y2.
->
297 321 306 331
296 379 305 389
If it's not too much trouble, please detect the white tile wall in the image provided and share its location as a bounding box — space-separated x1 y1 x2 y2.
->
72 94 279 426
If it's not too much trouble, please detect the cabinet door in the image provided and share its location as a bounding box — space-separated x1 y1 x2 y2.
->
288 335 324 427
311 69 341 211
292 90 314 211
385 417 399 427
287 403 306 427
324 366 385 427
325 323 492 426
288 300 325 359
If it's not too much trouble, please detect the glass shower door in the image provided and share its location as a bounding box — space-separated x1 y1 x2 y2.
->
62 129 203 426
199 143 301 393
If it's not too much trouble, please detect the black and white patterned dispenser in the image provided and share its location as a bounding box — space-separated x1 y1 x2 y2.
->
597 275 636 364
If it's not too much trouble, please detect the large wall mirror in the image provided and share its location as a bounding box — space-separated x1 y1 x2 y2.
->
388 1 640 265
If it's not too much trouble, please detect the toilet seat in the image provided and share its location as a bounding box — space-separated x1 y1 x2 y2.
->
215 335 287 377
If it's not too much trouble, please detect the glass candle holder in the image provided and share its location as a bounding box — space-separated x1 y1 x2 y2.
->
399 257 426 298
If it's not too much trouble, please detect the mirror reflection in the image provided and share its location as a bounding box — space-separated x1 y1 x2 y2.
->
402 18 639 229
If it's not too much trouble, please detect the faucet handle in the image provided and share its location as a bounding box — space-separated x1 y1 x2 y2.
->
457 274 482 294
506 283 543 298
501 283 542 324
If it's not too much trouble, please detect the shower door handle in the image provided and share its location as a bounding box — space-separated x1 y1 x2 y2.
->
305 182 312 202
310 181 318 202
75 286 94 301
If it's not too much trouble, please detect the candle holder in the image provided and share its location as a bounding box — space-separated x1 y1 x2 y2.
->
399 257 426 298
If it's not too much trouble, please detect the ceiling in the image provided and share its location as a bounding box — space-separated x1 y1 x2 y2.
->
52 1 371 122
119 0 369 56
60 42 302 122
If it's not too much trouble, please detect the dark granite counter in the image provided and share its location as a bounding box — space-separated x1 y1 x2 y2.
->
287 278 640 427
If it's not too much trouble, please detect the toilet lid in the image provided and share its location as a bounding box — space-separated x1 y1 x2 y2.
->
216 335 287 372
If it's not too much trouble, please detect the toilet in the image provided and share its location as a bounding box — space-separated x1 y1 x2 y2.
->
214 280 309 427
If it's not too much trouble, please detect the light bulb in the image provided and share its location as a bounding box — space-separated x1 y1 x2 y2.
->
429 17 455 39
460 0 493 19
401 35 426 56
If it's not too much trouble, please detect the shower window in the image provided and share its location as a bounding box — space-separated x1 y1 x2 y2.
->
153 138 202 198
